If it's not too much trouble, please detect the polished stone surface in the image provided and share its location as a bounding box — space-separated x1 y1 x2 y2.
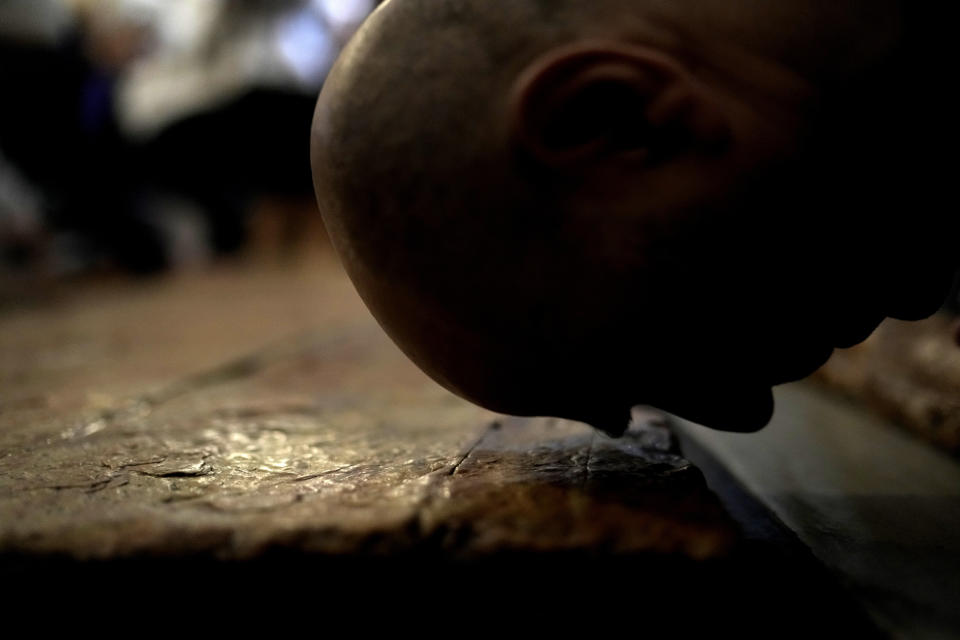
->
0 257 734 560
678 382 960 639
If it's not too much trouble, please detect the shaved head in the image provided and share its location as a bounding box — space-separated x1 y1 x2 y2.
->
313 0 956 433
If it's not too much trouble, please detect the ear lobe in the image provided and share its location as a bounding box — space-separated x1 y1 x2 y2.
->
510 42 731 169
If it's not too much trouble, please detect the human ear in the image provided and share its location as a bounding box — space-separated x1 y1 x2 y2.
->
509 42 731 169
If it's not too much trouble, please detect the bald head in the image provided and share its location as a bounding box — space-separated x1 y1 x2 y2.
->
313 0 955 433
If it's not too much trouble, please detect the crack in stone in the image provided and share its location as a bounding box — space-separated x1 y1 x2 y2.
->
446 420 499 477
133 458 213 478
87 476 129 493
581 431 597 488
41 329 358 449
287 465 356 483
102 455 168 470
39 478 112 492
406 420 505 550
144 354 267 407
35 472 128 493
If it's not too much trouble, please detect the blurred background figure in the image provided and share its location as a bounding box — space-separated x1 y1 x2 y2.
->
0 0 378 282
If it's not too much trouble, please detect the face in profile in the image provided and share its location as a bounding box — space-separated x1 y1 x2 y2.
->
585 142 957 433
313 0 958 434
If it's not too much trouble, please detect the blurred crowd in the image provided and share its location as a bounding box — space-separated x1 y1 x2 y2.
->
0 0 378 280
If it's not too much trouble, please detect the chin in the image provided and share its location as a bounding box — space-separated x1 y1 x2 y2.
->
656 384 776 433
766 342 836 386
